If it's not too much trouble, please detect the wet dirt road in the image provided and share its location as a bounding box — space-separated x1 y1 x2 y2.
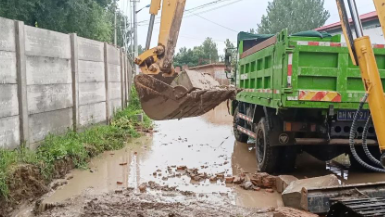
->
43 103 281 207
16 103 385 216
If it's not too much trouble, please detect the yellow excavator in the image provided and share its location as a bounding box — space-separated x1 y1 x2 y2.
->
133 0 237 121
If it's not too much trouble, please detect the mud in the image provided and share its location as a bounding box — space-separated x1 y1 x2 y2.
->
0 157 76 216
38 189 274 217
11 103 385 216
134 73 238 120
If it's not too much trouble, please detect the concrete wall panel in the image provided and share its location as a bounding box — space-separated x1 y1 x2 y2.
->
26 56 71 85
0 17 15 52
25 26 71 59
109 99 122 117
79 102 107 127
107 45 120 65
29 108 73 143
109 82 121 100
78 37 104 62
108 64 120 82
27 84 73 114
0 85 19 118
0 51 17 83
0 18 129 148
78 60 105 83
79 82 106 105
0 116 20 149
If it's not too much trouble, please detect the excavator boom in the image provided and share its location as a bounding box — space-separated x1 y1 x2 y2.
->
134 0 238 120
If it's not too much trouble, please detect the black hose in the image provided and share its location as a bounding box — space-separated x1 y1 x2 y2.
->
362 115 382 166
349 93 385 172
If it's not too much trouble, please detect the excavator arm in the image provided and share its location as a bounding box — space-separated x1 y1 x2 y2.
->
335 0 385 168
133 0 238 121
134 0 185 78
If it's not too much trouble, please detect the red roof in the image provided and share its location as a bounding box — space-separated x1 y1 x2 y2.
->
315 11 378 31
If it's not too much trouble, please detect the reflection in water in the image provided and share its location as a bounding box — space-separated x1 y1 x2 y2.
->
202 102 233 125
44 103 385 210
44 103 283 209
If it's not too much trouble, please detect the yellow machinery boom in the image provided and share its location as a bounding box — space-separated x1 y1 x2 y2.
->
133 0 237 121
336 0 385 167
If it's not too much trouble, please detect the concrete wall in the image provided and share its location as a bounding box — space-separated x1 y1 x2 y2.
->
0 17 133 149
0 17 20 149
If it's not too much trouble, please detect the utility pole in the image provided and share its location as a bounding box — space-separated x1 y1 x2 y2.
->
132 0 138 74
114 0 117 47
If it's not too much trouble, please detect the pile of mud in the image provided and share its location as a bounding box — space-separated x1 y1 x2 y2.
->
0 158 75 216
38 188 273 217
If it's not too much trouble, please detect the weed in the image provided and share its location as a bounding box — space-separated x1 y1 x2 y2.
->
0 88 152 200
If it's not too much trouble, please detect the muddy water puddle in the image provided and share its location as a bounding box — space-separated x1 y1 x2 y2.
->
42 103 282 209
31 102 385 216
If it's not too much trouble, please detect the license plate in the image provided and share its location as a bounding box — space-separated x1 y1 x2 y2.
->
337 110 370 121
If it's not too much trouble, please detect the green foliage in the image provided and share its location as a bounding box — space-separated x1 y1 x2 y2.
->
0 148 37 199
257 0 330 34
174 37 219 67
128 86 141 111
224 39 236 64
0 0 126 46
0 90 152 200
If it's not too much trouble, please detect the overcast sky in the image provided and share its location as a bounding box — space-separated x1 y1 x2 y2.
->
118 0 375 54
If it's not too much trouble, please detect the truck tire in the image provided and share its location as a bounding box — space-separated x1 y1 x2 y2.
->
233 107 248 143
255 118 279 173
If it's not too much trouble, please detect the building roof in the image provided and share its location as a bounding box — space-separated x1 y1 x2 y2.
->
189 63 225 70
315 11 378 31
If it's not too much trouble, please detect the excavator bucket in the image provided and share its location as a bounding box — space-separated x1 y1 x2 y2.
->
134 70 238 120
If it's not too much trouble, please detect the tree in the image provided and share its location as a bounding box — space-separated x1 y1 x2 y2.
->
201 38 219 63
0 0 127 46
257 0 330 34
174 38 219 67
224 39 236 65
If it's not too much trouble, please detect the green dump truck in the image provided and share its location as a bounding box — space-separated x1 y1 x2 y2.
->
231 30 385 173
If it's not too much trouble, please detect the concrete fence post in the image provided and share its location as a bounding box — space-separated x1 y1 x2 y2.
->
120 50 125 109
15 21 29 147
123 53 128 108
127 58 132 103
70 33 79 131
104 43 110 124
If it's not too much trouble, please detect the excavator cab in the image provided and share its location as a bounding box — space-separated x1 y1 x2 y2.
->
134 0 238 120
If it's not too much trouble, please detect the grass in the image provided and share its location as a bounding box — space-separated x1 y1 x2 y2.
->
0 87 152 200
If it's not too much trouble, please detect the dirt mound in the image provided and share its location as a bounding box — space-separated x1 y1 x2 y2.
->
0 158 75 217
0 164 47 215
38 188 273 217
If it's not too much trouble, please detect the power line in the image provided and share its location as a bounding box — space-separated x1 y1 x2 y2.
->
193 14 238 32
136 0 242 26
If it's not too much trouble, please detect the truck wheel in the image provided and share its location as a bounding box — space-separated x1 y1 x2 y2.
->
255 118 279 173
233 107 248 143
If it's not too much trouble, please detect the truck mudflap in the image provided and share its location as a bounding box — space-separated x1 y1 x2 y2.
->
304 182 385 214
327 197 385 217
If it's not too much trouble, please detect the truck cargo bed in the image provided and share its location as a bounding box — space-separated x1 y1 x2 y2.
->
236 30 385 111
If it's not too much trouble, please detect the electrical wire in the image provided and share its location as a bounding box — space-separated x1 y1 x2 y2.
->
136 0 235 25
193 14 238 32
137 0 245 26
